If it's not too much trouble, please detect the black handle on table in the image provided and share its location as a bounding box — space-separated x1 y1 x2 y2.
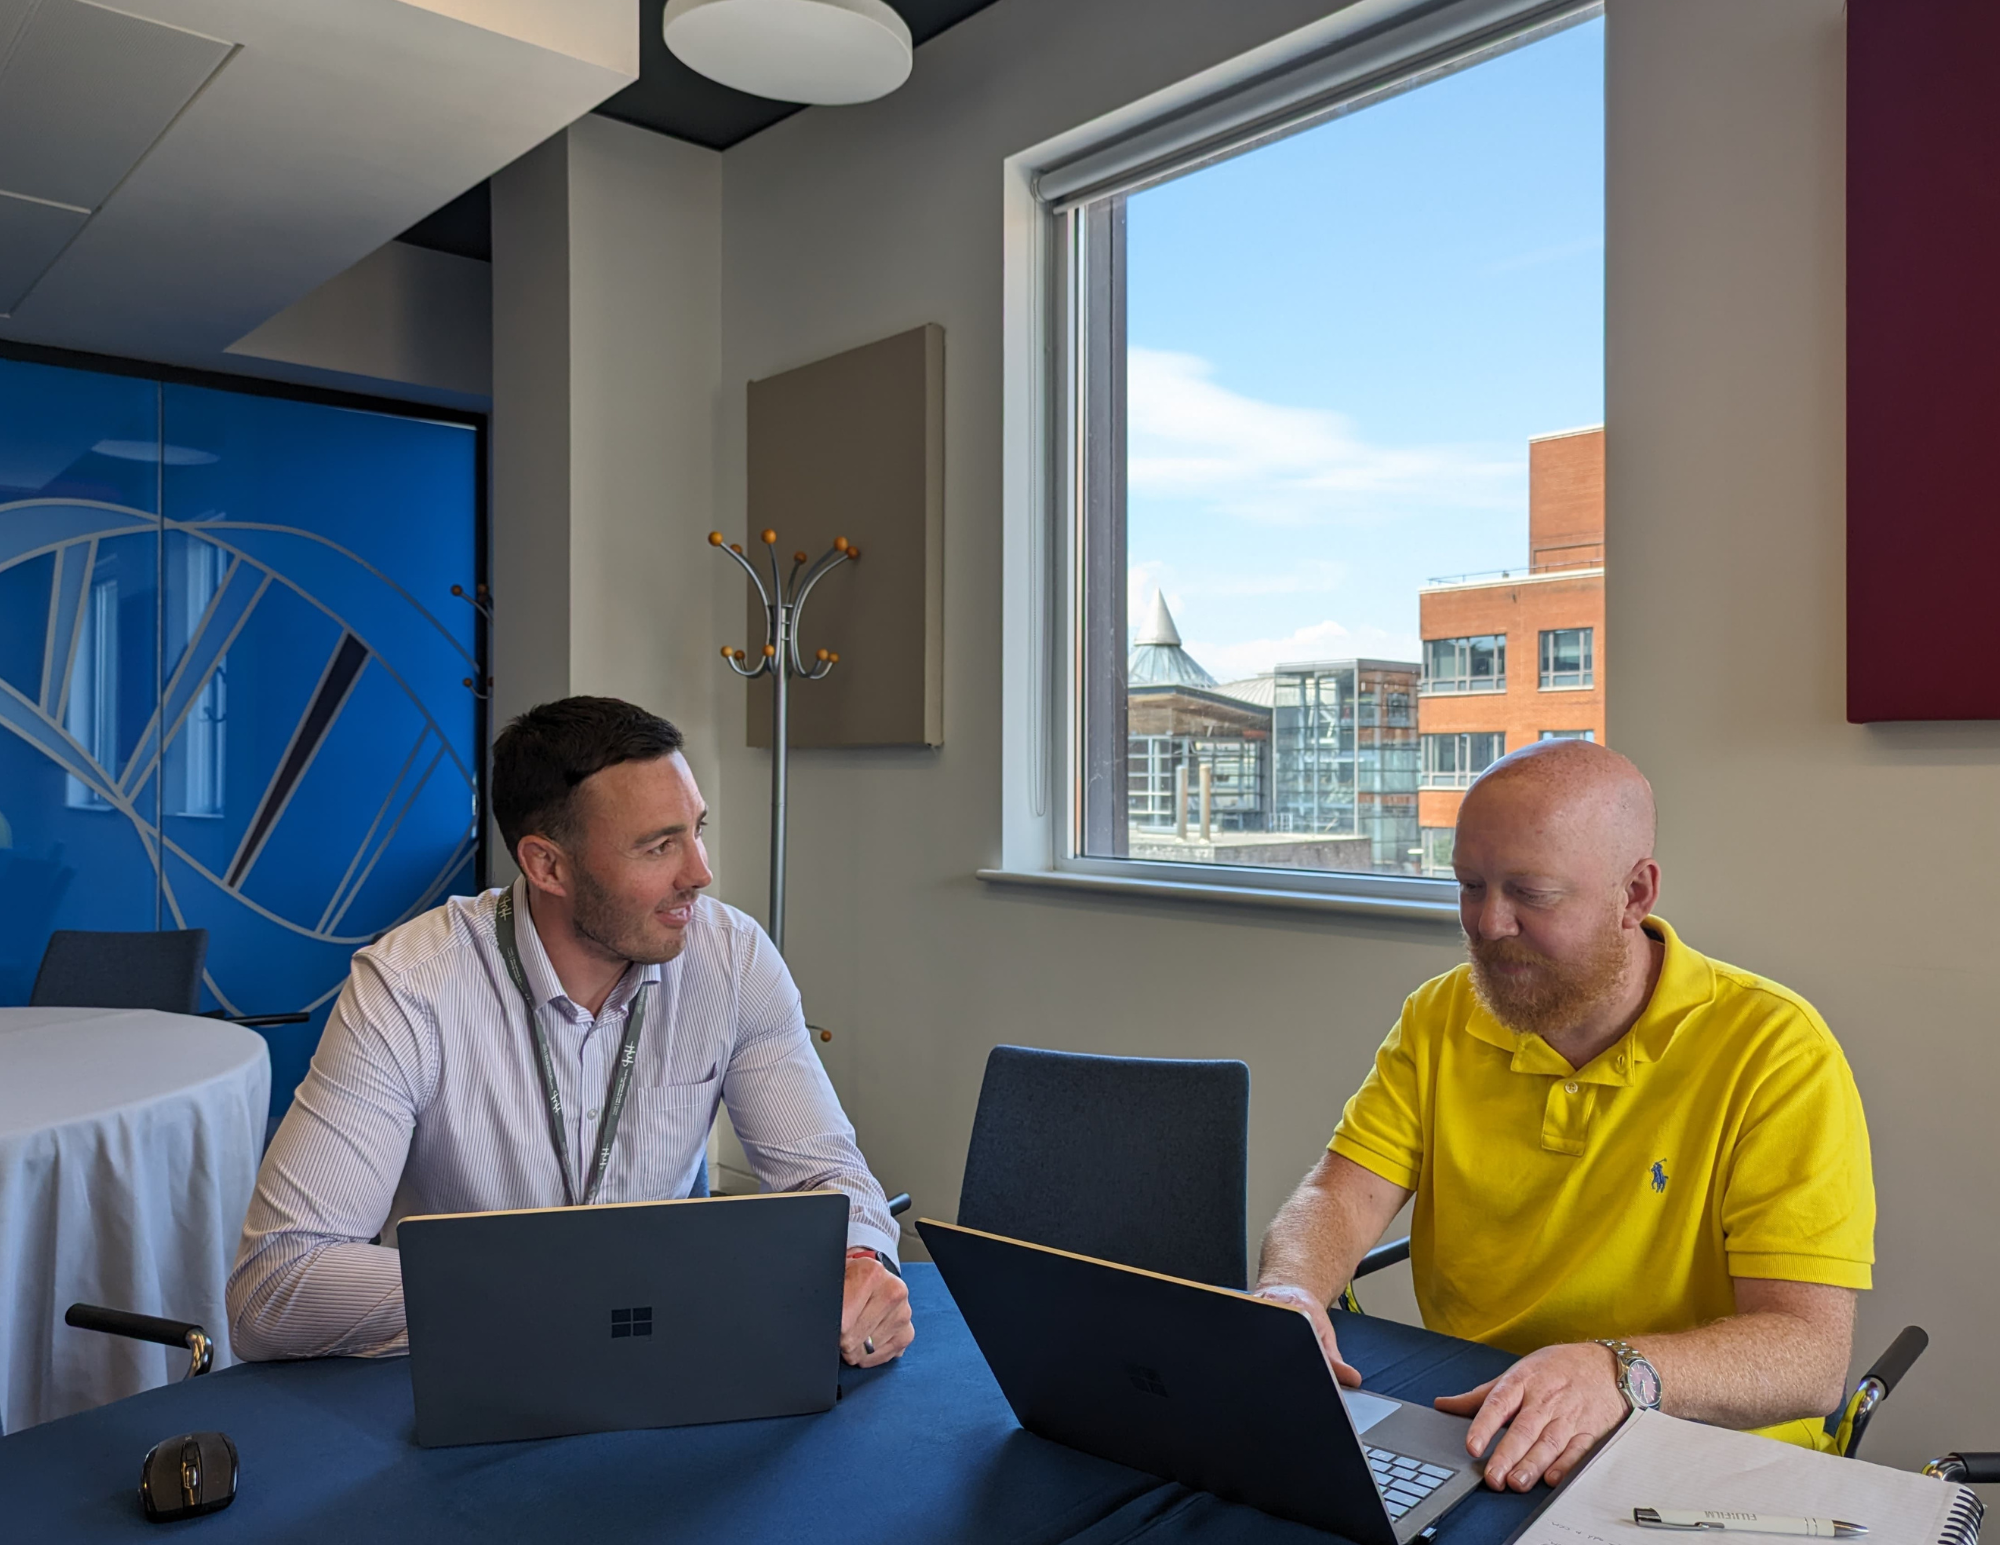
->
66 1304 204 1348
886 1192 912 1217
202 1009 311 1027
65 1304 214 1377
1861 1324 1929 1395
1927 1451 2000 1483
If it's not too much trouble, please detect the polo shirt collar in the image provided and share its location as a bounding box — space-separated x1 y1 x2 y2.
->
1462 914 1715 1084
506 877 661 1020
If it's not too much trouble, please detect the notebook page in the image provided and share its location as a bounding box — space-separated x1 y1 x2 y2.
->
1510 1410 1976 1545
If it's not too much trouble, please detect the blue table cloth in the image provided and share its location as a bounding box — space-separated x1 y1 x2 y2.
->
0 1265 1543 1543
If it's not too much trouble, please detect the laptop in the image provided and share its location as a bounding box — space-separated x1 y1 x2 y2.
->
398 1190 848 1446
918 1218 1485 1545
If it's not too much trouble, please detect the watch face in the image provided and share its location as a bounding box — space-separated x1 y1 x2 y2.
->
1626 1357 1662 1409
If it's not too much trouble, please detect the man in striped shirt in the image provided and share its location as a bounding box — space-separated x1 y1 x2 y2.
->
227 697 912 1367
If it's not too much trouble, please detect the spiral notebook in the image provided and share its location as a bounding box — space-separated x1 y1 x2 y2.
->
1506 1409 1983 1545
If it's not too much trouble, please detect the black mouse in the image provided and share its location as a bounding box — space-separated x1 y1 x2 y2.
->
140 1431 238 1522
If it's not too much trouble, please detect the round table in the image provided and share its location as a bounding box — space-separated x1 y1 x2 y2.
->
0 1008 270 1433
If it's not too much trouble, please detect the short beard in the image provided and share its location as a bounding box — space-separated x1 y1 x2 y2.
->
1466 917 1631 1039
568 858 687 966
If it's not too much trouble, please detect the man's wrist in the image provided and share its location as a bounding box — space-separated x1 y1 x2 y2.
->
847 1246 901 1278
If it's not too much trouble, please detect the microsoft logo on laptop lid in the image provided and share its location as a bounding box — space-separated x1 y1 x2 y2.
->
610 1306 653 1339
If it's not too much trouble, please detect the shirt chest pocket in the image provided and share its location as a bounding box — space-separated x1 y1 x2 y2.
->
614 1075 723 1201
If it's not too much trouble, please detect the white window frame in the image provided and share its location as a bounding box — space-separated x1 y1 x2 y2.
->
987 0 1602 922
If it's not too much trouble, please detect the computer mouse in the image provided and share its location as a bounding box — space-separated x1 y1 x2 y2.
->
140 1430 238 1522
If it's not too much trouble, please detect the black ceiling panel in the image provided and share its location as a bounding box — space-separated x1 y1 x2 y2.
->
594 0 1004 150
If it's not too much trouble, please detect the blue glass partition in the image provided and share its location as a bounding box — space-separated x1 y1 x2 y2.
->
0 354 483 1113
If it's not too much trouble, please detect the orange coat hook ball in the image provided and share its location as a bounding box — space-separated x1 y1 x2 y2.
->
762 644 777 658
833 537 849 552
794 550 809 564
847 547 862 561
760 529 777 545
730 543 743 554
707 531 723 546
733 649 747 662
829 651 840 663
719 645 732 659
815 648 830 662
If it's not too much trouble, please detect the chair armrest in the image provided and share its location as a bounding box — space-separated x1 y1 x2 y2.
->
203 1010 311 1027
65 1304 213 1377
1860 1324 1928 1395
1353 1236 1411 1278
886 1192 912 1217
1923 1452 2000 1483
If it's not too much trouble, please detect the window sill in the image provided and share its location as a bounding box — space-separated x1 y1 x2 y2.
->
975 866 1461 923
1537 681 1596 692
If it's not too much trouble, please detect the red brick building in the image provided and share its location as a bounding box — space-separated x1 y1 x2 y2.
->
1416 426 1605 873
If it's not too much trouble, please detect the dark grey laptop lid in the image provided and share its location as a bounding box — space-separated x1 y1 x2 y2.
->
918 1217 1401 1545
400 1191 848 1447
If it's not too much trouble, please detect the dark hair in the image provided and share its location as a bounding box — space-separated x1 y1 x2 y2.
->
493 697 684 861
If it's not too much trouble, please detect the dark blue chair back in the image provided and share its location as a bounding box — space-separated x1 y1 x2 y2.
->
957 1044 1250 1288
29 929 208 1015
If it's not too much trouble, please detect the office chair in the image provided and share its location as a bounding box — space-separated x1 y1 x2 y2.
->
29 929 310 1028
957 1044 1250 1289
1347 1241 1935 1461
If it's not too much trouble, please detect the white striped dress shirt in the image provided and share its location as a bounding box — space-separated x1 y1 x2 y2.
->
227 879 896 1360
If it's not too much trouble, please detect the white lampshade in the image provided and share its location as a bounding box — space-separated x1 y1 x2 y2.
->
662 0 912 106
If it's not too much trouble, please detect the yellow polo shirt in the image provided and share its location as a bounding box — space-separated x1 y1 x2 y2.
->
1331 916 1873 1447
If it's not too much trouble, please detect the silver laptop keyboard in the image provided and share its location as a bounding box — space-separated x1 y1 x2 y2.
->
1365 1446 1455 1519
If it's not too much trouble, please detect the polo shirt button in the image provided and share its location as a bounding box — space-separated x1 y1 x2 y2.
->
1614 1054 1626 1070
1564 1081 1579 1095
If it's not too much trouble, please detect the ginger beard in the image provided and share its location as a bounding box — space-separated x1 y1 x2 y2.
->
1466 903 1631 1039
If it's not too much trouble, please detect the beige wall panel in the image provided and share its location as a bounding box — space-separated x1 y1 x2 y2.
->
743 324 945 749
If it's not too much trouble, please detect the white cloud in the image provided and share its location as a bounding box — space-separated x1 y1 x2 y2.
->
1126 349 1520 526
1185 617 1426 683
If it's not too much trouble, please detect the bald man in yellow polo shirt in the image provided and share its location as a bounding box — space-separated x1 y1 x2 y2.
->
1255 740 1873 1495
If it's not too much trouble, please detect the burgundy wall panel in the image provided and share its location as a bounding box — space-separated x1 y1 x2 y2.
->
1848 0 2000 721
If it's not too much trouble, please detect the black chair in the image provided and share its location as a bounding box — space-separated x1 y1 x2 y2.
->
1348 1242 1934 1461
957 1044 1249 1289
64 1305 213 1380
29 929 310 1029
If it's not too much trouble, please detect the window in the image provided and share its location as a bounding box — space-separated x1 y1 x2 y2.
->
1539 627 1594 689
1422 731 1506 789
1422 636 1508 697
1539 728 1594 741
1051 0 1604 892
64 578 119 810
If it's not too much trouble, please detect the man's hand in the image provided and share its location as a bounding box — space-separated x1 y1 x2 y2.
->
1435 1342 1626 1491
839 1254 913 1368
1252 1283 1362 1388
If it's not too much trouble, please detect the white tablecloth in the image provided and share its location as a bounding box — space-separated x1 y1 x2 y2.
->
0 1007 270 1432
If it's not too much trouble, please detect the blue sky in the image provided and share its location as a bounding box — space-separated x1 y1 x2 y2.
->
1124 16 1604 681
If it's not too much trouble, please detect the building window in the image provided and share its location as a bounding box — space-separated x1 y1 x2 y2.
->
1539 627 1594 689
1420 826 1457 877
1421 731 1506 789
1539 728 1594 741
1422 636 1508 697
1055 1 1603 888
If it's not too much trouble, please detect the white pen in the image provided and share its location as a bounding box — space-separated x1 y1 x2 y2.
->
1634 1509 1868 1538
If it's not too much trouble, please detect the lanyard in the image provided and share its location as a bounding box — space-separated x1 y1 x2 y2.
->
493 888 648 1207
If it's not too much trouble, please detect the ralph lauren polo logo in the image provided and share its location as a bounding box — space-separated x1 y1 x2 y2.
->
1649 1160 1669 1194
1126 1364 1168 1397
610 1305 653 1339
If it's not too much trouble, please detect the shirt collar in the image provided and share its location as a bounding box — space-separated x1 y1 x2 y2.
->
506 877 661 1020
1462 914 1714 1084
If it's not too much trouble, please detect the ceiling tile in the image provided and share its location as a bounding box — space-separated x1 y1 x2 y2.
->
0 0 232 210
0 189 87 314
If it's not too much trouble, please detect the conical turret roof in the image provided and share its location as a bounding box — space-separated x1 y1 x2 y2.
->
1128 591 1217 688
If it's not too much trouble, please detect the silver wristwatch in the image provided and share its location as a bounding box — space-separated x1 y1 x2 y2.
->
1593 1338 1662 1412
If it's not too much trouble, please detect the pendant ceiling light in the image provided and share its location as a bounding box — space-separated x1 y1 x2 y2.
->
662 0 912 106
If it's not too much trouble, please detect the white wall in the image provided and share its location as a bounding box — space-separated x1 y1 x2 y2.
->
700 0 2000 1476
489 115 727 876
1609 0 2000 1475
713 0 1461 1301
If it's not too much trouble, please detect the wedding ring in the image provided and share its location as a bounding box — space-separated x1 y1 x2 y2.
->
864 1337 876 1356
